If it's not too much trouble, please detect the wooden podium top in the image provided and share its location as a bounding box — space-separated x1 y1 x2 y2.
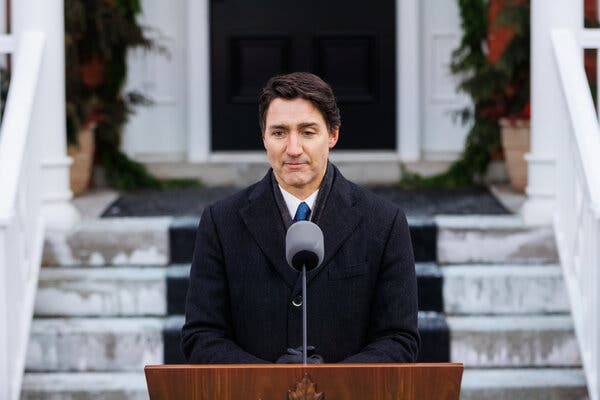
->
145 363 463 400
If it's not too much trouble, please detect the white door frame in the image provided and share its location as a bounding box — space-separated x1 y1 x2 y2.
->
186 0 422 163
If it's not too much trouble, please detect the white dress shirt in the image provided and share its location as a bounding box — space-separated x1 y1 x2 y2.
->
278 186 319 221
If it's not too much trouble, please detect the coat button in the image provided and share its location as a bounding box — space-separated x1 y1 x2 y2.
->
292 295 302 307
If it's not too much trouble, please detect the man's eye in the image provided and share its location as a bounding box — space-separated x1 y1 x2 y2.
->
272 130 285 137
303 131 316 136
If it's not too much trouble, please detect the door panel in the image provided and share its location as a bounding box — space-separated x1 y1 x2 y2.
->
211 0 395 151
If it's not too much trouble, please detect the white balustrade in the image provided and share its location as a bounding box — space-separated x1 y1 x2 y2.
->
552 29 600 400
0 31 46 400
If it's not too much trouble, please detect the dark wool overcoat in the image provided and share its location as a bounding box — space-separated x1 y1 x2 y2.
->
181 165 420 363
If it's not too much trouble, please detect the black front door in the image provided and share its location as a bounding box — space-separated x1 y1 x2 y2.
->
211 0 396 151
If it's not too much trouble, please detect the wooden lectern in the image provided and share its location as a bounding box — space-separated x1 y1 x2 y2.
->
145 363 463 400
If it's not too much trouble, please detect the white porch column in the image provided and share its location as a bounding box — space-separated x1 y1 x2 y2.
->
522 0 580 225
187 0 211 162
12 0 79 228
398 0 421 161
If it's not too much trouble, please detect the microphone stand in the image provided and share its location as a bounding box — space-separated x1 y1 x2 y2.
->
302 264 307 365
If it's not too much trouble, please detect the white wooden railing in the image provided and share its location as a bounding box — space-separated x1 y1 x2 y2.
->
552 29 600 400
0 31 46 400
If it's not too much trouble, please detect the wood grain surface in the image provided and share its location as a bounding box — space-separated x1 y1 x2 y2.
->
145 363 463 400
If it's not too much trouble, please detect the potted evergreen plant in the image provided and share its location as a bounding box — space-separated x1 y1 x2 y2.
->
401 0 530 190
65 0 195 193
490 0 531 192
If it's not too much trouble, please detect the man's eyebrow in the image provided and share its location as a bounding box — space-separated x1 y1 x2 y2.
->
298 122 319 129
267 124 288 130
267 122 320 130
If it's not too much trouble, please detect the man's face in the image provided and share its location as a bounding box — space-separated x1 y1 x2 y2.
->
263 98 339 199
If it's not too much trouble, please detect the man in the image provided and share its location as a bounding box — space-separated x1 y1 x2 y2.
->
181 72 419 363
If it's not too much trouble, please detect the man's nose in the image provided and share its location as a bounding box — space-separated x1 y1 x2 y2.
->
286 132 303 156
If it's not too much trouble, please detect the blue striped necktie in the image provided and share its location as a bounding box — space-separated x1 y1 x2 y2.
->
293 202 311 222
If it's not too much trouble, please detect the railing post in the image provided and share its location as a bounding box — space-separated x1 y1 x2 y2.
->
186 0 211 162
522 0 581 225
11 0 79 229
397 0 421 162
0 227 8 399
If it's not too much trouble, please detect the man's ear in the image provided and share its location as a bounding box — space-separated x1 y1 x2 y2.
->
329 127 339 148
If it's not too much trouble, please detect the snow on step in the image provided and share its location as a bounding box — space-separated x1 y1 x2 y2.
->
449 315 580 367
35 267 167 317
436 215 558 264
26 318 163 372
460 368 588 400
21 372 148 400
443 264 569 315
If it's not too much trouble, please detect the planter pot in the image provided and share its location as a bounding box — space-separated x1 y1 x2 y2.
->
500 118 530 192
67 123 96 196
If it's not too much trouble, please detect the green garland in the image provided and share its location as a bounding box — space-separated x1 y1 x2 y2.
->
402 0 530 188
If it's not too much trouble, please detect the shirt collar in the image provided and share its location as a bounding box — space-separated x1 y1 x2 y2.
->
278 186 319 221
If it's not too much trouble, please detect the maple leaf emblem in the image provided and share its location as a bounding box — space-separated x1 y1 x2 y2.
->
288 373 324 400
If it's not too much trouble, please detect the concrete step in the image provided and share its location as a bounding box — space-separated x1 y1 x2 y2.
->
417 312 449 363
460 368 588 400
162 313 451 364
443 264 570 315
21 369 589 400
42 217 171 267
21 372 148 400
35 267 166 317
26 318 163 372
169 216 438 264
449 315 581 367
436 216 558 264
32 262 442 319
43 215 559 267
166 262 444 316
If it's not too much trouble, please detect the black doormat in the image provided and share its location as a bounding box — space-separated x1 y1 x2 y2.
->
101 185 509 218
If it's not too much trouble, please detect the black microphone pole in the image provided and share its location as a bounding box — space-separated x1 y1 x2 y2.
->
302 264 307 365
285 221 324 365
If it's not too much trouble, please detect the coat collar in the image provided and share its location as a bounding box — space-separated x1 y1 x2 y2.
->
240 171 297 287
308 167 362 282
239 165 363 288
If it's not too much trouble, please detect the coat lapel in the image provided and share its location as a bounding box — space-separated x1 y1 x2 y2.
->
239 172 298 288
309 169 362 280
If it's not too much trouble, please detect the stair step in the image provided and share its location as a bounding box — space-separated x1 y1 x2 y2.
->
163 313 451 364
42 217 171 266
163 315 186 364
169 216 438 264
448 315 581 367
166 264 189 315
436 216 558 264
35 267 167 317
21 372 148 400
415 263 443 312
417 312 449 363
407 217 437 263
169 217 200 264
166 262 444 315
443 264 569 315
460 368 588 400
20 369 588 400
26 318 163 372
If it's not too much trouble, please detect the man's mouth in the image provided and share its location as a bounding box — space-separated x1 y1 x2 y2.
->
284 159 307 166
284 162 307 170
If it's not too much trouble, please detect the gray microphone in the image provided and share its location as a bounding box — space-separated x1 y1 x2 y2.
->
285 220 324 365
285 221 324 271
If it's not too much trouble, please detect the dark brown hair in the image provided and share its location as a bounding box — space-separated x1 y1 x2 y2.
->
258 72 341 134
